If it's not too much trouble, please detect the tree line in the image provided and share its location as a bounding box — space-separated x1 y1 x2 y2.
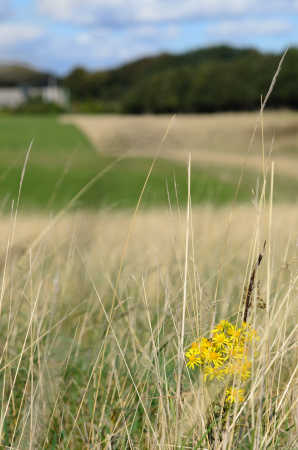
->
1 46 297 114
62 45 298 114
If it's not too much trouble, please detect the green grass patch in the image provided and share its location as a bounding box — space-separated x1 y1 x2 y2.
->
0 116 93 154
0 116 297 212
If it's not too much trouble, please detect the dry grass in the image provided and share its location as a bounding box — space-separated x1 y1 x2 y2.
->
1 73 298 445
62 111 298 179
0 202 297 448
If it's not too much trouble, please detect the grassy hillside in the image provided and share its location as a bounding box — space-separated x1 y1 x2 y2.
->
0 63 52 87
0 116 91 153
0 115 298 212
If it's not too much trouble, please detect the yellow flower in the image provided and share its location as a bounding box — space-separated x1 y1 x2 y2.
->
246 329 259 342
212 320 230 334
212 332 229 349
225 387 245 404
225 359 251 380
223 343 245 360
185 319 258 388
241 322 259 340
204 366 225 381
226 324 241 341
203 366 216 381
203 347 224 367
199 337 212 348
185 348 201 369
189 338 210 359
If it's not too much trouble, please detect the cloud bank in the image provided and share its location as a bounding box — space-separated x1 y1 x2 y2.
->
0 0 295 73
38 0 257 26
37 0 298 27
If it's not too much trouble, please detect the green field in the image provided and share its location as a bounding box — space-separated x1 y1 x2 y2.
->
0 116 297 212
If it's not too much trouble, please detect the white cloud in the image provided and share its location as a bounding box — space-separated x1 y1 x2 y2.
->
1 1 296 74
0 23 46 67
38 0 256 26
72 25 179 65
24 23 181 74
0 23 44 48
206 19 292 38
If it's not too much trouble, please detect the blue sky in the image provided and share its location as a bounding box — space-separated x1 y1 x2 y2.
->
0 0 297 74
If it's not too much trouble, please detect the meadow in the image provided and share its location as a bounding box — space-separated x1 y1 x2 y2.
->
0 112 297 448
0 113 298 212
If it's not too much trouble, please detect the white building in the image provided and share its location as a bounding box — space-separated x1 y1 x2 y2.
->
0 85 69 108
0 88 26 107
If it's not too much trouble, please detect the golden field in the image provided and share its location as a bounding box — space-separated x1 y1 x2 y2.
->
0 110 297 448
0 201 297 447
63 110 298 179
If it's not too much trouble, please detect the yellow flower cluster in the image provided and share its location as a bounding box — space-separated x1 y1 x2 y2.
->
185 320 259 403
225 387 245 404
